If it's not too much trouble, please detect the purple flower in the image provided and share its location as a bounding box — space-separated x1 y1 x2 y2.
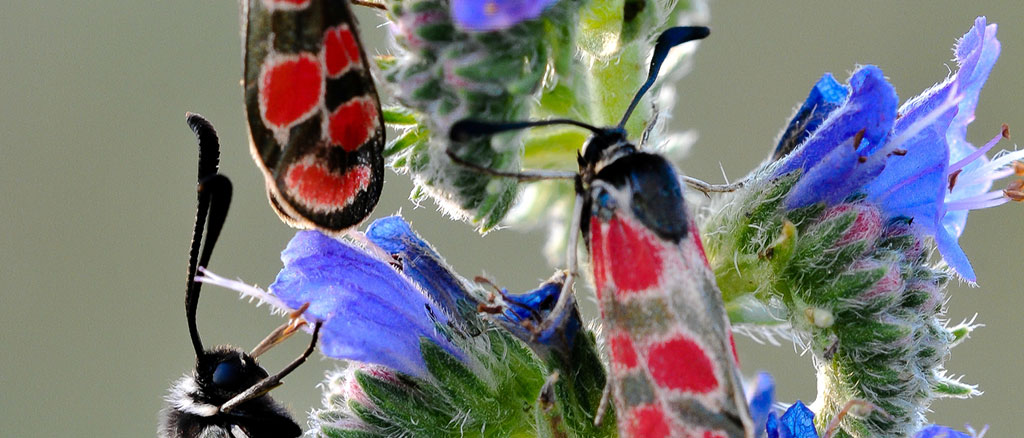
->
451 0 558 31
772 17 1019 282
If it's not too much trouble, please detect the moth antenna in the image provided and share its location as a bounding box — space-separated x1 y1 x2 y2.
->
349 0 386 10
449 118 604 142
617 26 710 129
445 149 576 181
184 113 234 358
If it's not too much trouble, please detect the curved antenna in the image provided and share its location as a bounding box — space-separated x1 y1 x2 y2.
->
449 118 604 142
617 26 710 129
184 113 234 357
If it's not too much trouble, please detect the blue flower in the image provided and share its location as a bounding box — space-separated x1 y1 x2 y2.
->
746 372 776 438
451 0 558 31
766 401 817 438
772 17 1018 282
484 271 583 362
365 216 479 325
199 225 468 379
745 373 817 438
198 215 590 382
914 425 976 438
365 216 584 362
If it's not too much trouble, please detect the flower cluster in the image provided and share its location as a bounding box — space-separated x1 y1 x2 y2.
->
702 17 1010 438
194 4 1013 437
201 216 611 437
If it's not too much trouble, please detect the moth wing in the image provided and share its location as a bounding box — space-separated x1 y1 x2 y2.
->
243 0 384 234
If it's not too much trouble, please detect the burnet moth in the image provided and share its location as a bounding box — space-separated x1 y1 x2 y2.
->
243 0 385 234
450 27 754 438
160 114 322 438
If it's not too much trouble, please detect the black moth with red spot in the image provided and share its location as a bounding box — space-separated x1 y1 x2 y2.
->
243 0 384 234
450 27 754 437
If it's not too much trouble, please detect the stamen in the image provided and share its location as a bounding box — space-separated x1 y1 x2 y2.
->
946 194 1011 211
1013 161 1024 176
948 169 963 192
948 128 1006 174
852 128 866 150
1004 179 1024 201
196 267 293 315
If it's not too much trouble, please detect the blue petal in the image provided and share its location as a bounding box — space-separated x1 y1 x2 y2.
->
766 412 781 438
934 227 977 282
943 18 1001 236
949 17 1001 155
492 272 582 361
774 73 848 160
779 401 818 438
270 230 462 378
775 66 898 180
915 425 971 438
781 66 898 209
451 0 558 31
862 117 948 229
865 19 996 229
866 18 999 281
366 216 477 322
746 373 776 438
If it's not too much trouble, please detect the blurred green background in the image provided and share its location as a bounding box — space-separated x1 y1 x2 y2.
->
2 2 1021 436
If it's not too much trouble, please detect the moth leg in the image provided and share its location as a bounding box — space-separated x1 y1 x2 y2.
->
682 175 746 196
537 371 565 435
350 0 386 10
542 193 583 331
594 378 613 427
221 321 323 414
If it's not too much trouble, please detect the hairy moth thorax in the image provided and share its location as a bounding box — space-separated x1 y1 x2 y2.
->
162 348 300 438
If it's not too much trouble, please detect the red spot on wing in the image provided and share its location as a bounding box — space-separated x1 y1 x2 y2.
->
328 97 378 152
606 217 662 295
703 431 727 438
589 216 608 301
259 54 323 131
609 333 639 371
729 331 740 365
323 25 362 77
626 404 671 438
647 335 719 394
690 218 710 266
261 0 310 10
284 161 371 209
